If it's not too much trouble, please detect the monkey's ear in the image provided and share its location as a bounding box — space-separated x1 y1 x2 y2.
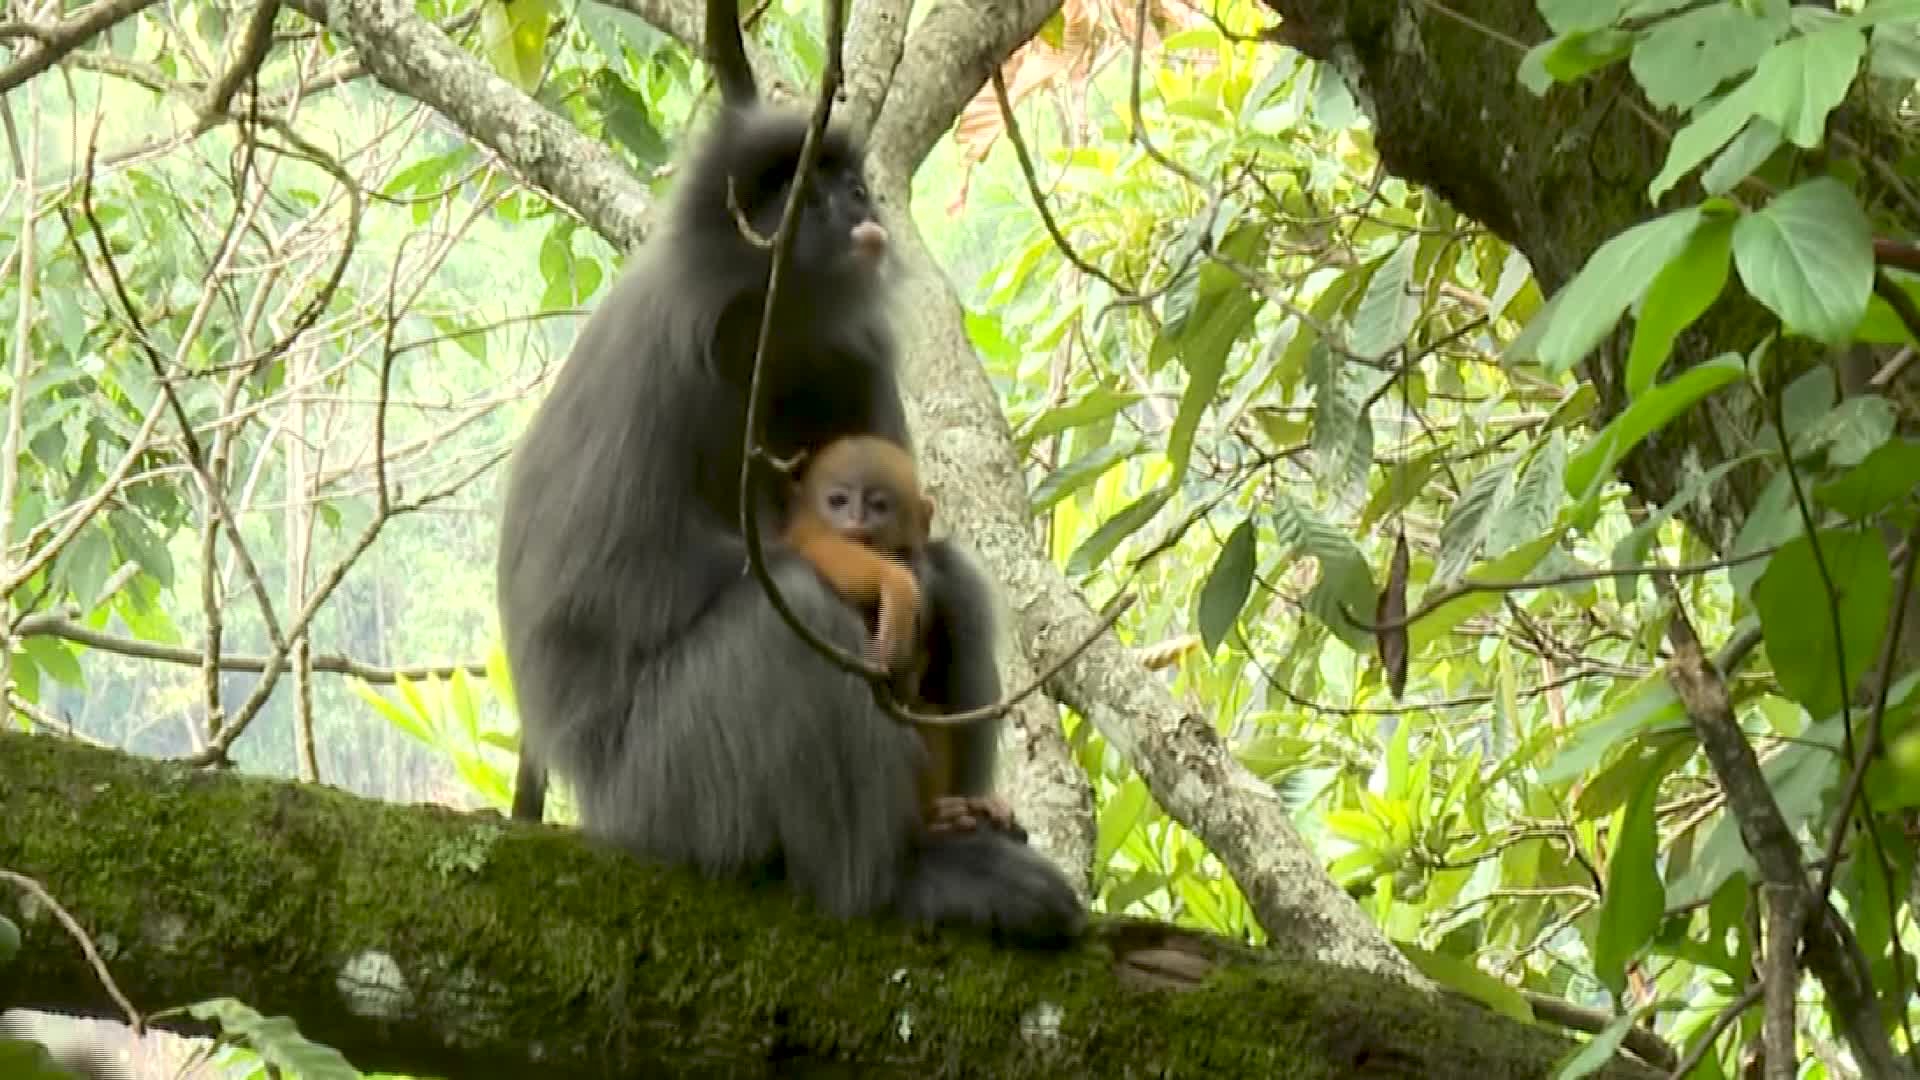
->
920 496 935 527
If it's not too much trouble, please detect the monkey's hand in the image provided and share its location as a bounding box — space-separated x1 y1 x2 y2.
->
926 795 1026 843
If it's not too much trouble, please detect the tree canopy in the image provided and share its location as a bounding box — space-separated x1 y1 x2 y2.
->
2 0 1919 1077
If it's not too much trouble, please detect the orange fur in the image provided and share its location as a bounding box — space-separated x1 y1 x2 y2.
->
783 436 932 670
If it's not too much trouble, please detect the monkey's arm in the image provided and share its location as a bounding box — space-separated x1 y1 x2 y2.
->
785 524 921 667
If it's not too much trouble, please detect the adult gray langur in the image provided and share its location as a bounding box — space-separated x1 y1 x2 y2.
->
496 0 1084 945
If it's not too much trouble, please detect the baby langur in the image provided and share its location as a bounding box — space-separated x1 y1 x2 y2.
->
784 436 1019 839
784 435 933 671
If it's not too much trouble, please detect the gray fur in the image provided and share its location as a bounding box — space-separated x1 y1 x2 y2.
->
497 100 1084 946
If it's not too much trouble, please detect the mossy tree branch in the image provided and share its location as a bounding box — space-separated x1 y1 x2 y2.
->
0 731 1657 1078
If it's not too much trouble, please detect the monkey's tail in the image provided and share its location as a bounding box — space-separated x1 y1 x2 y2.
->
895 829 1087 949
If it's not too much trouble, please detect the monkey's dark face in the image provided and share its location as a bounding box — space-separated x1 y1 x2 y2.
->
675 108 891 303
737 154 887 283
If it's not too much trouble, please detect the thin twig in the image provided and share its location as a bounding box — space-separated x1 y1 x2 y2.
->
0 870 141 1033
988 67 1136 296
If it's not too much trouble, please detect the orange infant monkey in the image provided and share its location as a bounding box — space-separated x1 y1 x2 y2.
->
784 436 1018 838
782 434 933 672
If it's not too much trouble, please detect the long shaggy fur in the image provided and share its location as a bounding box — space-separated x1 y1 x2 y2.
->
497 99 1084 945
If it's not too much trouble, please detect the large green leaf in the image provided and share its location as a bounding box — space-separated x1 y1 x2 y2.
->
1349 239 1418 358
1436 454 1519 585
1752 529 1891 719
1161 225 1264 474
1273 496 1376 651
1029 438 1146 511
1017 388 1144 450
184 999 360 1080
1648 25 1863 200
1065 488 1173 577
1815 438 1920 519
1486 433 1566 554
1731 177 1874 345
1746 26 1866 147
1626 214 1734 396
1592 767 1667 997
1538 208 1706 374
1563 353 1748 499
1630 3 1782 111
1307 342 1374 514
1198 518 1257 652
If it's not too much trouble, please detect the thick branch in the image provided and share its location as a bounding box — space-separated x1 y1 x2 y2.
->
288 0 652 250
1665 622 1911 1078
0 732 1656 1079
867 0 1060 171
0 0 163 94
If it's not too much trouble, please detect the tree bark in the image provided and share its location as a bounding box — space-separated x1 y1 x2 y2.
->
0 731 1659 1078
1259 0 1916 546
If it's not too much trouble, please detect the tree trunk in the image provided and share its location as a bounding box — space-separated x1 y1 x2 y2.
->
1260 0 1914 548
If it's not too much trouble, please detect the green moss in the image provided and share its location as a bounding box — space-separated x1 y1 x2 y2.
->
1 732 1652 1077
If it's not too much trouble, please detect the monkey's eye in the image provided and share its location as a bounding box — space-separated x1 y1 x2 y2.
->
826 492 851 510
848 180 869 202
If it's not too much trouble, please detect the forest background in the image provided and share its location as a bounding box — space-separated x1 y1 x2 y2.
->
3 0 1920 1077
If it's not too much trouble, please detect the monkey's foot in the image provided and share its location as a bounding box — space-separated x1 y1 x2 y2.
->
926 795 1026 843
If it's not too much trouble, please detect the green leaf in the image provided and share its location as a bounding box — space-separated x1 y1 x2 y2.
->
594 70 668 168
350 679 435 744
0 1037 90 1080
1815 438 1920 519
1273 496 1376 651
1564 353 1748 499
1538 208 1706 374
57 527 115 609
1649 82 1760 202
1065 488 1172 577
1016 388 1144 449
1539 677 1684 784
1796 393 1896 468
1747 26 1865 148
1029 438 1146 511
1593 767 1667 997
183 999 360 1080
1732 176 1874 345
1577 735 1695 819
1730 470 1802 598
1163 225 1264 474
1349 239 1418 358
1539 0 1624 34
1521 28 1636 93
1752 529 1891 719
1402 945 1534 1022
1436 455 1519 585
1630 4 1783 111
486 641 518 713
1610 455 1757 597
20 637 84 690
1095 776 1153 867
1551 1012 1643 1079
1409 532 1558 654
1626 215 1734 396
1486 433 1566 554
1307 343 1373 514
1700 118 1784 194
1198 519 1257 652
